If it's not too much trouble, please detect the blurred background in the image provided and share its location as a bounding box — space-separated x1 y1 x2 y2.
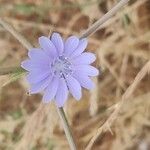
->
0 0 150 149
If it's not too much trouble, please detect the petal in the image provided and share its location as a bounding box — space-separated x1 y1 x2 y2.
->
28 48 50 63
70 38 87 58
39 36 57 58
26 70 50 84
30 76 53 94
55 78 68 107
73 71 94 89
66 75 81 100
21 60 33 71
74 65 99 76
72 52 96 65
42 76 59 103
51 32 64 55
21 59 49 71
64 36 79 56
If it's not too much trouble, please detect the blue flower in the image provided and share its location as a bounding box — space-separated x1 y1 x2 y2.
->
21 33 99 107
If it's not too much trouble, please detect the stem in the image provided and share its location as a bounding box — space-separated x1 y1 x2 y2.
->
56 107 77 150
80 0 129 38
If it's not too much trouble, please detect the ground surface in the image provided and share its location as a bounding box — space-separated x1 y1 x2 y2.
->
0 0 150 150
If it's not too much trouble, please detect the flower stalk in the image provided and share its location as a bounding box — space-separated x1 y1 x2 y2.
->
56 107 77 150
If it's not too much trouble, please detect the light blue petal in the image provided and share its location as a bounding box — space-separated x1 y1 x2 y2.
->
55 78 68 107
70 38 87 58
51 33 64 55
66 75 81 100
21 60 32 71
39 36 57 58
73 71 94 89
72 52 96 65
26 70 50 84
64 36 79 56
42 76 59 103
28 48 50 63
74 65 99 76
21 59 49 71
30 76 53 94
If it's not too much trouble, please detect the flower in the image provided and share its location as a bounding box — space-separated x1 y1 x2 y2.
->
21 32 99 107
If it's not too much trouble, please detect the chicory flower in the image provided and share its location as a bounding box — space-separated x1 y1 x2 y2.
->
21 33 99 107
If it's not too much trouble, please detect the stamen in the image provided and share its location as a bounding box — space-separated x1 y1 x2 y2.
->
52 55 73 78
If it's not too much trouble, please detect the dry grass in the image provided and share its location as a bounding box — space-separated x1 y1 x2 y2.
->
0 0 150 150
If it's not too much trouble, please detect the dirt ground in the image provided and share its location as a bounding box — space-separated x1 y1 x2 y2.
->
0 0 150 149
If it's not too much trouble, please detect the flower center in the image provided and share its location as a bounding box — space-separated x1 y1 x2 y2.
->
52 56 72 77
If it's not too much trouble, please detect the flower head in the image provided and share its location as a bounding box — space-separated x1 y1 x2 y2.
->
21 33 99 107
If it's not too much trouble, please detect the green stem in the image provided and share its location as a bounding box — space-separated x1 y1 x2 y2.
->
56 107 77 150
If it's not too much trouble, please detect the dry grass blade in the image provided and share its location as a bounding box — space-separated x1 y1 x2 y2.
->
80 0 130 38
85 60 150 150
0 19 31 76
0 18 33 50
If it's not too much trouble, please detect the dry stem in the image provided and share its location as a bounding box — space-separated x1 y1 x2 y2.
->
80 0 129 38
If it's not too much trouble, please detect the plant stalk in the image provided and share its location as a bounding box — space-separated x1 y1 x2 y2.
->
56 107 77 150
